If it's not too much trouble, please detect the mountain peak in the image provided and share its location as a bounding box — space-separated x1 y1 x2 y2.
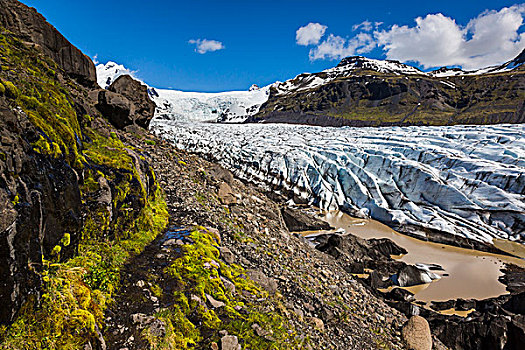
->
333 55 424 75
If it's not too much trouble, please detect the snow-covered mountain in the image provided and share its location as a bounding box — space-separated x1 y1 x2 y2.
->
96 51 524 123
95 61 273 123
151 86 272 123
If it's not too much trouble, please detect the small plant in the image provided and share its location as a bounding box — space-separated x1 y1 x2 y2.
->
145 139 156 145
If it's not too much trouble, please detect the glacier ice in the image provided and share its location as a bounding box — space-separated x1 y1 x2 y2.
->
151 120 525 245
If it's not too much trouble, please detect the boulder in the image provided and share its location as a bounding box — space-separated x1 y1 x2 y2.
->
308 317 325 331
368 238 407 257
247 269 278 294
219 246 235 264
218 182 237 205
402 316 432 350
206 294 225 308
95 90 133 129
385 288 415 302
397 265 440 287
281 207 332 232
108 75 156 128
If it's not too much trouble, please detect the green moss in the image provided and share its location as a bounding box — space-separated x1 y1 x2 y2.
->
0 31 83 166
51 245 61 256
60 233 71 247
145 139 156 145
146 228 302 349
1 192 169 348
2 80 19 99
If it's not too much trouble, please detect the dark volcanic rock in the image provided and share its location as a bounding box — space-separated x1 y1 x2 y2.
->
281 207 332 232
95 90 133 129
108 75 156 129
385 288 415 303
367 238 407 257
0 0 96 86
0 99 82 325
503 292 525 315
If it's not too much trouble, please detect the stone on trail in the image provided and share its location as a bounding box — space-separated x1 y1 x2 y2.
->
402 315 432 350
221 335 241 350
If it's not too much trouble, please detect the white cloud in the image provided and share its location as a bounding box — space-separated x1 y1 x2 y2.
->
309 32 376 61
302 5 525 69
189 39 225 54
296 22 328 46
353 20 373 32
376 4 525 69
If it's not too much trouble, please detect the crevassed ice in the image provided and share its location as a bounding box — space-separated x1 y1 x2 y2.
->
151 120 525 244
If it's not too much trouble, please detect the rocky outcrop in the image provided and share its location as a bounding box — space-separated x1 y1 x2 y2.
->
396 265 440 287
0 1 162 339
281 207 332 232
94 90 133 129
0 0 96 86
94 75 156 129
108 75 156 128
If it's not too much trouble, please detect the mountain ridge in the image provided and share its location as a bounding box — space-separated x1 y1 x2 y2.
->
97 50 525 125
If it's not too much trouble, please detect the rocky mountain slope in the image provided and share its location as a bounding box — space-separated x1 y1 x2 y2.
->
250 53 525 127
0 0 169 346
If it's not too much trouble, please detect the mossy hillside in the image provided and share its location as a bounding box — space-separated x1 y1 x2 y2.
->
145 227 303 349
0 132 169 348
0 28 169 348
0 30 85 166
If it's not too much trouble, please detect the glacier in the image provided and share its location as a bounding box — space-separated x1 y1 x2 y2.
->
96 61 273 123
95 59 525 247
151 120 525 246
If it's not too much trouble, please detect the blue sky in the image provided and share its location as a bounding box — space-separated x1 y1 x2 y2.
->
20 0 525 92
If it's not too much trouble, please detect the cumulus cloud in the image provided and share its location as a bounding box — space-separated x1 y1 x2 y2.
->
296 22 328 46
309 32 376 60
376 4 525 69
189 39 225 54
301 4 525 69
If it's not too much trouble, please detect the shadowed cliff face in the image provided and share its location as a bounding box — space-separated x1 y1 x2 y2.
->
0 0 96 87
0 99 82 324
251 57 525 127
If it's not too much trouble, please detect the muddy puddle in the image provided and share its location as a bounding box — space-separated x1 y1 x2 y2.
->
305 210 525 304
